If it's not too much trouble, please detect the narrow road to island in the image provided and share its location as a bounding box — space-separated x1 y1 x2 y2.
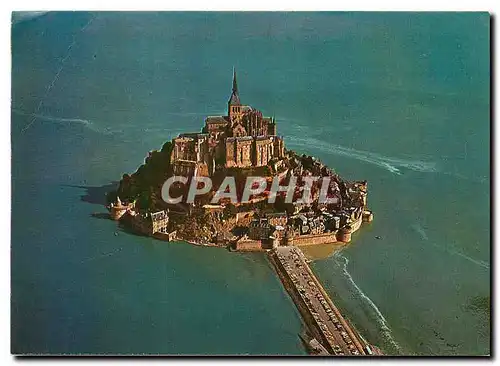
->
269 246 380 356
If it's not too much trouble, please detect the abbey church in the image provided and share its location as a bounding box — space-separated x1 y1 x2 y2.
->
170 70 285 176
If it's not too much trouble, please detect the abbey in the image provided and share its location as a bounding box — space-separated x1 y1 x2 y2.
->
170 70 285 176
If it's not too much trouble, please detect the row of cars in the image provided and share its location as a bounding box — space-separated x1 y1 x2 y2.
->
276 247 360 356
314 291 361 355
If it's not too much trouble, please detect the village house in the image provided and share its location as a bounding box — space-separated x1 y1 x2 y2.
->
150 210 169 234
248 217 272 241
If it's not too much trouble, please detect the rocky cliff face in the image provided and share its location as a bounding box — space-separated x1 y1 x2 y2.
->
107 141 174 210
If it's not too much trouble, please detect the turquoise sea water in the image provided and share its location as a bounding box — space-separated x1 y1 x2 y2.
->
11 12 490 355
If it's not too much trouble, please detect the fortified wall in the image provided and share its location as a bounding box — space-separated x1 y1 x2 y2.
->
234 213 370 251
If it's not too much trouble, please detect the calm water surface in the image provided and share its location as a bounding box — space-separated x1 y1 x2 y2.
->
11 12 489 355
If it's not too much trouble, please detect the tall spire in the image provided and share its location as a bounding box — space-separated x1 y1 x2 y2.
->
228 67 241 105
232 67 238 94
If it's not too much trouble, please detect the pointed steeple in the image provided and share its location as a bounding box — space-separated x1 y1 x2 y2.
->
232 67 238 95
228 67 241 106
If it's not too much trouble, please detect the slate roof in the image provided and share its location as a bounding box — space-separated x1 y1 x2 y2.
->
228 69 241 105
206 116 228 124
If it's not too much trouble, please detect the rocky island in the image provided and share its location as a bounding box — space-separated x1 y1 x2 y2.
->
106 70 373 251
104 70 380 355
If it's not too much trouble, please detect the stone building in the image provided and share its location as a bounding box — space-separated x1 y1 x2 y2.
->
169 69 286 177
248 217 272 240
225 136 253 168
171 133 213 176
293 214 325 235
269 226 286 248
108 196 135 221
150 210 169 234
223 69 285 168
265 212 288 227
